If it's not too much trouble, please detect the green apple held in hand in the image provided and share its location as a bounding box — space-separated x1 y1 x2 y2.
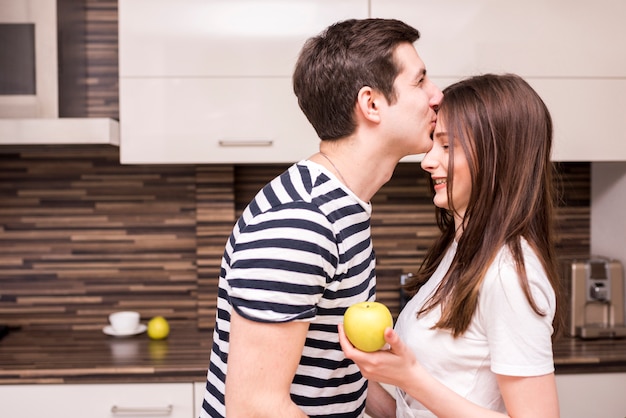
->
343 301 393 352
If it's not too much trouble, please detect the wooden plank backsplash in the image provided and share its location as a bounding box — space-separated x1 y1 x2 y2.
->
231 163 590 322
84 0 119 119
0 1 591 330
0 148 590 329
0 146 197 329
195 166 235 330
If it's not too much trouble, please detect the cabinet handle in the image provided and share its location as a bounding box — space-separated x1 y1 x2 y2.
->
111 404 173 416
218 140 273 147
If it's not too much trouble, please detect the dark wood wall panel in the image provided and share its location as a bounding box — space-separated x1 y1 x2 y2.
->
0 146 197 329
369 163 440 313
196 166 235 330
85 0 119 119
0 155 592 330
57 0 88 117
229 163 590 320
554 162 591 259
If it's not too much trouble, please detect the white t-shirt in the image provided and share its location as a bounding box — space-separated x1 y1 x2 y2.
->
394 239 556 417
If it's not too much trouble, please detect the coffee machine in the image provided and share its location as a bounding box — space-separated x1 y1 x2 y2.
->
563 258 626 339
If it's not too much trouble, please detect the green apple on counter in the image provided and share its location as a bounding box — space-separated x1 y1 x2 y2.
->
343 301 393 352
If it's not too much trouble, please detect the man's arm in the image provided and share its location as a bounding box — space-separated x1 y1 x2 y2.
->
225 309 310 418
365 381 396 418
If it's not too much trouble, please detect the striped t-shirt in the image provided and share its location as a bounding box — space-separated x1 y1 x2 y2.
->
201 160 376 418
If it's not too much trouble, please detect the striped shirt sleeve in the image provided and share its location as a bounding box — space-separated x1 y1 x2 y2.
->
228 200 338 323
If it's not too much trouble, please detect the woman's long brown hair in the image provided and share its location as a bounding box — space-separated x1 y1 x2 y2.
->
405 74 563 338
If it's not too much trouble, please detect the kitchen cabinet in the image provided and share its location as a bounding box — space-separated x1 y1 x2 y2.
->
4 376 622 418
118 0 368 164
372 0 626 161
119 0 368 78
368 375 626 417
556 372 626 418
120 76 319 164
194 381 205 417
526 78 626 162
0 382 195 418
423 76 626 162
121 0 626 163
371 0 626 78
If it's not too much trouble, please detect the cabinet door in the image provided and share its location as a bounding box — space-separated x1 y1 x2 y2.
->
120 77 319 164
371 0 626 78
119 0 368 164
119 0 369 77
194 381 206 418
528 78 626 161
0 383 194 418
425 76 626 162
556 372 626 418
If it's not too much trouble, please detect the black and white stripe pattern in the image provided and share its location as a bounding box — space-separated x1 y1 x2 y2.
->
201 161 376 418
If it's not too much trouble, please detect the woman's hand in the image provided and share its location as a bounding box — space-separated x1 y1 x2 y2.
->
338 323 420 388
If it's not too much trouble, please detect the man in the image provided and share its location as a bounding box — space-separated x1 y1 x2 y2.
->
201 18 442 418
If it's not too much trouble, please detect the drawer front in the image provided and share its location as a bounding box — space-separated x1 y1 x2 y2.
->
0 383 194 418
423 76 626 162
556 373 626 418
194 381 205 418
528 78 626 161
120 77 319 164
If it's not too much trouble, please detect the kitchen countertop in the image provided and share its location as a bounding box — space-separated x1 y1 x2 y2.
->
0 324 212 385
0 325 625 385
553 335 626 374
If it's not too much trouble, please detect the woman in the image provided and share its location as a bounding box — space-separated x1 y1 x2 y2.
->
339 73 563 418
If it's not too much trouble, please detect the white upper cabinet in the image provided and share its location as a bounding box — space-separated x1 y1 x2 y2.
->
371 0 626 78
119 0 368 164
528 78 626 162
120 0 626 163
120 0 367 78
120 77 319 164
372 0 626 161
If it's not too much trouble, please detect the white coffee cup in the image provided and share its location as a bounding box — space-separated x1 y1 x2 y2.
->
109 311 140 334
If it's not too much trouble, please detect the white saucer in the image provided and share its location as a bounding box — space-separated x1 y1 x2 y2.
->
103 324 147 337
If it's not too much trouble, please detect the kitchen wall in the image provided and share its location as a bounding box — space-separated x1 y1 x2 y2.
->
0 146 590 330
0 1 592 330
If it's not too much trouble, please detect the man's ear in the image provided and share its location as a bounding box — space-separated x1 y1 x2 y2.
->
356 86 381 123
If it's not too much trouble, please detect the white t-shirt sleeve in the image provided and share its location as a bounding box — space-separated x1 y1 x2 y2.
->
478 247 556 377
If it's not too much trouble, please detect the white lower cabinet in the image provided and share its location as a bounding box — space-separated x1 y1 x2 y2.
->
367 375 626 417
6 375 625 417
556 372 626 418
0 382 195 418
194 381 205 418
